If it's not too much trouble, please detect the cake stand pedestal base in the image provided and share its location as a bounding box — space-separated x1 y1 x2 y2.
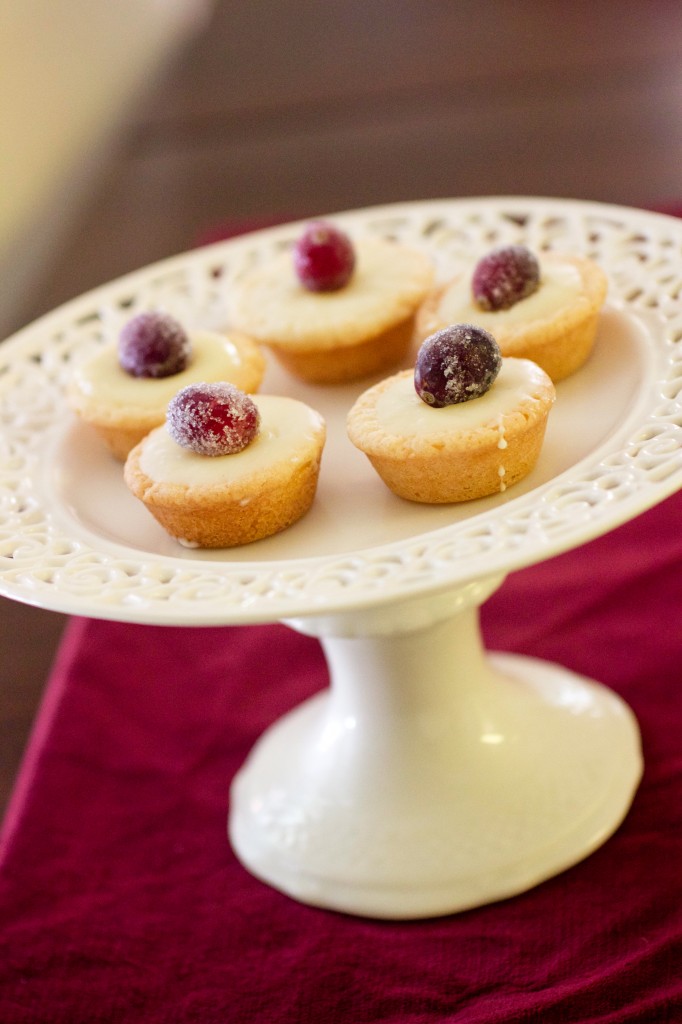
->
229 577 642 919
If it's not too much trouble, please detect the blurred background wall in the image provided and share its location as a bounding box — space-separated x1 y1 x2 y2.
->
0 0 211 338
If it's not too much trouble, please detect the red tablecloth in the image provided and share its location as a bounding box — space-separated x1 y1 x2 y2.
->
1 488 682 1024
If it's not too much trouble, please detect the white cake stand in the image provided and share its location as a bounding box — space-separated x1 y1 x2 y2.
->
2 197 682 919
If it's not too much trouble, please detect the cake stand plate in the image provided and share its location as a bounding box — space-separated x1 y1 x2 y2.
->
232 580 641 918
1 197 681 918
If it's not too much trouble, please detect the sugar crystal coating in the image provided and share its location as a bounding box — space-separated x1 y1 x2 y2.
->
119 311 191 378
293 221 355 291
167 382 260 456
414 324 502 407
471 245 540 311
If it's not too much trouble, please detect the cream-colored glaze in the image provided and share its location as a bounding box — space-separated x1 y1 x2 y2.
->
72 330 257 409
374 359 549 438
229 238 433 347
139 395 324 485
437 259 583 329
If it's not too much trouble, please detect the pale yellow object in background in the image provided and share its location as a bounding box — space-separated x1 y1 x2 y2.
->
0 0 211 337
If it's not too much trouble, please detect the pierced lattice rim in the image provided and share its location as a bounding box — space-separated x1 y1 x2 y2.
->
1 196 681 625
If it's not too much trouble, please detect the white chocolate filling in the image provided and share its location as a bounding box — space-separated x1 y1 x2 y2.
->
373 360 551 439
72 330 260 410
139 395 324 486
436 259 583 329
229 238 433 348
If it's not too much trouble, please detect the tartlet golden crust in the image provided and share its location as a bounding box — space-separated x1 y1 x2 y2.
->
346 362 555 503
124 413 326 549
415 253 607 383
228 237 434 384
68 330 266 461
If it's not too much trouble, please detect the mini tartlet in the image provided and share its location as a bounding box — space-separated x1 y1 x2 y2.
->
416 250 607 382
124 389 326 548
69 323 265 460
347 326 555 504
228 225 434 385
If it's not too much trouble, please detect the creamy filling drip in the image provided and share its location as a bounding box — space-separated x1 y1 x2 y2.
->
138 395 324 485
437 259 583 329
374 360 548 438
73 330 257 409
230 238 433 343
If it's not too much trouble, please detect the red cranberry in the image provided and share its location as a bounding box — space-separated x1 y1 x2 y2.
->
472 245 540 311
414 324 502 407
293 221 355 291
166 382 260 456
118 311 191 378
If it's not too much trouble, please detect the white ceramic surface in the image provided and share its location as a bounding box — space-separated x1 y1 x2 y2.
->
0 197 676 917
232 583 641 918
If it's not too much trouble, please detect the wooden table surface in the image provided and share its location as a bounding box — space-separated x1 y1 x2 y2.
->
3 0 682 815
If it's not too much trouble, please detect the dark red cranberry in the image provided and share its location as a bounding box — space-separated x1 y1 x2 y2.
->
414 324 502 407
118 311 191 378
471 245 540 311
166 382 260 456
293 221 355 291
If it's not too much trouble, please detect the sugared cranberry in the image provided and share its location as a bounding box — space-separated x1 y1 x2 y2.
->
167 382 260 456
118 311 191 378
293 221 355 291
414 324 502 407
471 245 540 311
